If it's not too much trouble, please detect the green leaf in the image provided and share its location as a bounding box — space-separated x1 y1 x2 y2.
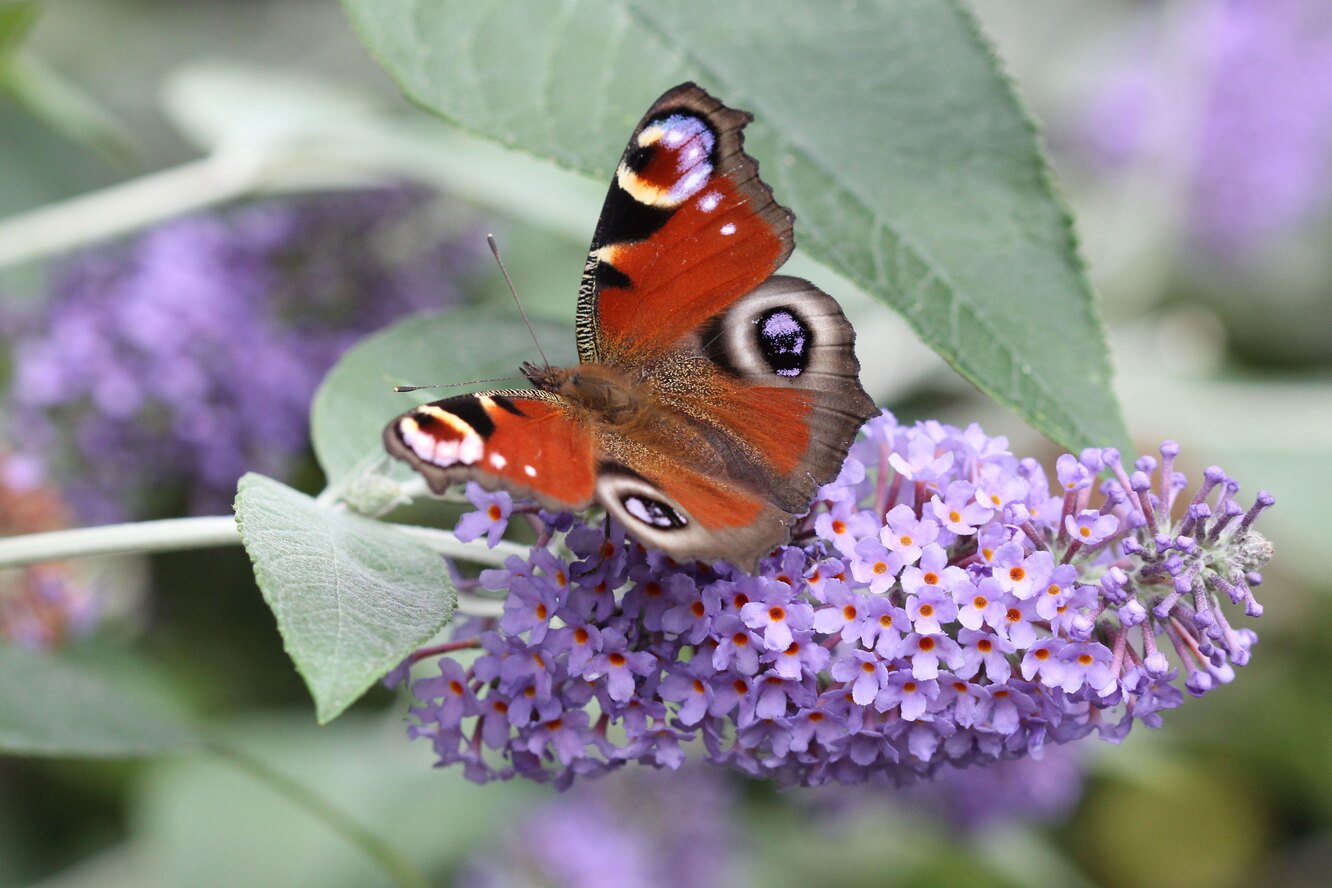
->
130 716 533 888
233 473 457 723
0 644 200 757
342 0 1128 452
0 2 37 58
311 306 575 484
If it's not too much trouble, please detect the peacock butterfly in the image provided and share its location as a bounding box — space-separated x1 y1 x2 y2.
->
385 83 877 571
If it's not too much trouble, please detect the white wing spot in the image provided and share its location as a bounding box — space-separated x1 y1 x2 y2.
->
720 223 737 236
489 453 507 469
524 465 537 478
699 192 721 212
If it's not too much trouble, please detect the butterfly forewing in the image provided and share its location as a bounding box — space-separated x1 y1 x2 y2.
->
577 84 794 366
384 391 597 512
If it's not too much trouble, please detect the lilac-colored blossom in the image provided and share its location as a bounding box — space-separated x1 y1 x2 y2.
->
408 413 1275 788
3 187 477 521
1080 0 1332 255
454 483 514 547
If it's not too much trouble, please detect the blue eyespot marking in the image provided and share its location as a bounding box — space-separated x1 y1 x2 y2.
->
757 308 810 377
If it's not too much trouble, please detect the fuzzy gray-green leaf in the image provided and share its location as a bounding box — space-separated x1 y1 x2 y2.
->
234 473 456 723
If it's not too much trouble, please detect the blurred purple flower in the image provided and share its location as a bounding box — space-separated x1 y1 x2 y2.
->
408 412 1275 788
813 741 1088 835
457 767 745 888
1082 0 1332 255
0 453 99 648
4 187 479 521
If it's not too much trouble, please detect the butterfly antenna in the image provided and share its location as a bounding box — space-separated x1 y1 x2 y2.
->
393 375 525 393
487 233 551 369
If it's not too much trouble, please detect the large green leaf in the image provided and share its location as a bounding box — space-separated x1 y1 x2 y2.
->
342 0 1127 451
233 473 457 723
0 2 37 58
0 644 200 757
311 307 575 485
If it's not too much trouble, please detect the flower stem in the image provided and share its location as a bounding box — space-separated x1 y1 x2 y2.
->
208 740 429 888
0 516 241 568
0 515 529 569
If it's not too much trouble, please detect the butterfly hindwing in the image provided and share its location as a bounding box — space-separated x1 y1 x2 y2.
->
578 83 794 366
383 391 598 512
595 460 794 571
691 275 879 509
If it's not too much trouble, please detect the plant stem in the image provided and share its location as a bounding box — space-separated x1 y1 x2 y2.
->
209 740 429 888
0 515 528 571
0 516 241 568
393 525 528 564
0 153 262 267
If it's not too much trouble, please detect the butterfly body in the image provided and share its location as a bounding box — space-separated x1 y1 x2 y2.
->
386 84 876 570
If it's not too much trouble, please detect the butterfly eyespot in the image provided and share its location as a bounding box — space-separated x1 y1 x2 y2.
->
756 307 811 378
622 494 688 530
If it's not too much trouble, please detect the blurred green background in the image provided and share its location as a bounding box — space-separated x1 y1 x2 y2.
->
1 1 1329 886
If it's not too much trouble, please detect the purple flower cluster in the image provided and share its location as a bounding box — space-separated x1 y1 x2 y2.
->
408 411 1274 788
458 766 743 888
3 187 478 521
1081 0 1332 254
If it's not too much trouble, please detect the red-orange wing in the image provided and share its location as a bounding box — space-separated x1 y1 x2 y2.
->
384 391 596 512
576 83 793 367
